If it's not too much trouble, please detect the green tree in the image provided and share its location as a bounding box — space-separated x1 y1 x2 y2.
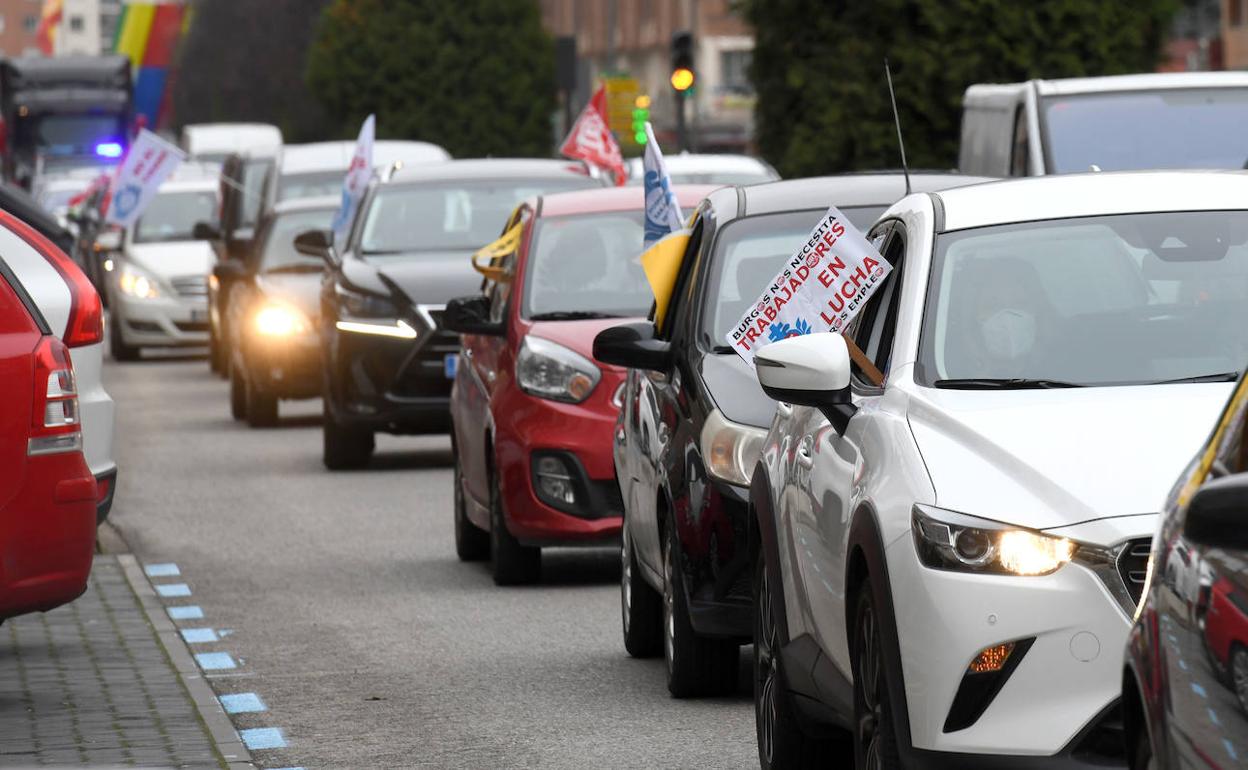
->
743 0 1178 176
307 0 555 157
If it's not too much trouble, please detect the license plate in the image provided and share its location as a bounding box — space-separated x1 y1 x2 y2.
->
444 353 458 379
191 308 208 324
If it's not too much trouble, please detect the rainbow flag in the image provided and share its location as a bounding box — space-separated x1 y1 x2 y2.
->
113 2 187 129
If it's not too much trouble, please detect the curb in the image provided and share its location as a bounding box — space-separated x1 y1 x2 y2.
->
116 554 257 770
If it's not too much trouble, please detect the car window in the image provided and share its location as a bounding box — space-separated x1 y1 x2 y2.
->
487 209 528 324
919 211 1248 387
658 219 704 341
133 191 219 244
849 229 905 382
1010 105 1029 177
256 209 335 272
278 171 345 202
522 211 648 319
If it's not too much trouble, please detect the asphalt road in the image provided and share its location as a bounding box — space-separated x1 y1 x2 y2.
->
103 354 757 769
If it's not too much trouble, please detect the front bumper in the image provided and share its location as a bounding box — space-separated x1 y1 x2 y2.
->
887 526 1138 759
244 331 322 400
114 293 209 347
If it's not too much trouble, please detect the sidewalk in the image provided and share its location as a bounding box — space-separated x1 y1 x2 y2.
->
0 555 249 768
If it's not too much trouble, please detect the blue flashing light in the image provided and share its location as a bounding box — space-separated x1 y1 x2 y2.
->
95 142 123 158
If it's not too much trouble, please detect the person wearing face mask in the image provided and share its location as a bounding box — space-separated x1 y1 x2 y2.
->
968 261 1042 376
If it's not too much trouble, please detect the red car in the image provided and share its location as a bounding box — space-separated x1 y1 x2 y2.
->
445 185 716 584
0 252 97 620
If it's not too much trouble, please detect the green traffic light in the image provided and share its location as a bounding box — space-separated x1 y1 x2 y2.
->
632 108 649 120
634 130 647 144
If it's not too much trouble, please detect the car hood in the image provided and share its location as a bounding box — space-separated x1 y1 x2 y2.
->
701 353 776 428
255 272 322 317
126 241 215 279
344 251 480 307
527 317 639 369
905 383 1234 536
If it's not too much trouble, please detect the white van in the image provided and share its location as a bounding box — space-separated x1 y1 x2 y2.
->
958 72 1248 177
180 123 283 167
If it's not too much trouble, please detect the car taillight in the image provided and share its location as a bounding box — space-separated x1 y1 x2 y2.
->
28 335 82 456
0 210 103 347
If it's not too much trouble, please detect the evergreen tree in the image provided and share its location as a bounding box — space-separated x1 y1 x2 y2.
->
306 0 555 157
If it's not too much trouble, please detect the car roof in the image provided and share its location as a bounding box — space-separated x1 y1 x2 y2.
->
183 123 282 152
157 175 219 193
280 140 450 174
966 71 1248 101
933 170 1248 232
627 153 774 172
271 195 341 215
724 172 995 219
384 158 596 185
536 184 720 217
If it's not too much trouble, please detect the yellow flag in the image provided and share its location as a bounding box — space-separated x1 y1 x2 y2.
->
640 230 690 328
470 222 524 282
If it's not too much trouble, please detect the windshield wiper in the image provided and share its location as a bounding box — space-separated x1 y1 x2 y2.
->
933 378 1085 390
528 311 623 321
1148 372 1239 385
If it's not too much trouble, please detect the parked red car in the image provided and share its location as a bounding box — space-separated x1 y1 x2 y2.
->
445 185 716 584
0 254 97 620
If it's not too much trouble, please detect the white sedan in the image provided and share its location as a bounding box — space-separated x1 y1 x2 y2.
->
748 171 1248 766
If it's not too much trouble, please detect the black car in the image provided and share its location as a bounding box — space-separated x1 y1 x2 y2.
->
594 173 993 698
301 159 603 469
1125 374 1248 769
223 196 337 426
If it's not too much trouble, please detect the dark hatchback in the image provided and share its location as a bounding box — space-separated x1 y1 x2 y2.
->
595 173 994 698
1125 373 1248 769
300 159 604 469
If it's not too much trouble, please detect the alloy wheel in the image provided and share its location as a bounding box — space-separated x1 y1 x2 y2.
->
621 531 633 635
856 601 884 770
755 565 779 765
663 538 675 674
1234 647 1248 712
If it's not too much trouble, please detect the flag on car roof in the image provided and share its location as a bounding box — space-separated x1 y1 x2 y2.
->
641 122 684 247
559 84 625 186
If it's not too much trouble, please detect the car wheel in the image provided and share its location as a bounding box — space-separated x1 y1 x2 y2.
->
663 516 738 697
229 359 247 421
1131 724 1157 770
452 448 489 561
109 313 140 361
1233 645 1248 715
852 580 902 770
321 401 374 470
489 471 540 585
244 374 278 428
621 525 662 657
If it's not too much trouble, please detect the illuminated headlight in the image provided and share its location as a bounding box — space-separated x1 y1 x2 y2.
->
912 505 1075 576
700 409 766 487
255 304 311 337
118 266 159 299
515 335 600 403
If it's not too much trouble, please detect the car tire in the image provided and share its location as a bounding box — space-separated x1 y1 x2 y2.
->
453 448 489 562
208 325 222 374
755 556 840 768
229 359 247 421
621 525 662 657
321 401 374 470
109 314 140 362
663 517 738 698
1130 725 1157 770
1232 645 1248 715
245 374 278 428
852 580 903 770
489 472 540 585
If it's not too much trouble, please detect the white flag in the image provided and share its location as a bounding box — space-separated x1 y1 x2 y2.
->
104 129 185 227
332 114 375 248
725 206 891 364
642 122 684 247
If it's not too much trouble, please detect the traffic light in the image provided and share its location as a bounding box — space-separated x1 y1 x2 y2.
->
632 94 650 145
670 32 694 92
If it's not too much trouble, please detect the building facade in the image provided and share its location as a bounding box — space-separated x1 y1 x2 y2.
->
0 0 43 58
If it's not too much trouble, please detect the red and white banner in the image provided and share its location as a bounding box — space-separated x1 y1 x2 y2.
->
559 85 625 186
726 207 891 364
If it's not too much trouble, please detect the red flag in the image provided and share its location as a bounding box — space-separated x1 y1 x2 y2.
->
559 84 625 186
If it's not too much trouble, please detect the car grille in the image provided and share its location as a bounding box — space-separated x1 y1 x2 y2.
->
391 305 457 398
1116 538 1152 606
171 275 208 298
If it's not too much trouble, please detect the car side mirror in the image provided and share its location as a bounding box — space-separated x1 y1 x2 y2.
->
293 228 336 265
754 333 856 433
191 221 220 241
442 295 503 336
1184 473 1248 550
592 321 671 372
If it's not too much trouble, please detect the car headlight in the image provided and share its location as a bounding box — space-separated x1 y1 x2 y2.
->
515 335 600 403
700 409 766 487
912 505 1075 576
118 265 159 299
337 285 398 318
254 303 311 337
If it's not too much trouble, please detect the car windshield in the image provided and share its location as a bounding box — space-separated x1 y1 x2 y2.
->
133 190 218 244
278 170 346 202
17 114 126 155
259 208 335 272
701 206 887 348
919 211 1248 387
1043 89 1248 173
239 159 272 227
522 212 649 319
358 178 594 257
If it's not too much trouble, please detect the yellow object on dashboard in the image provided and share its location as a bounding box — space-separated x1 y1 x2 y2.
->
470 222 523 283
640 230 690 328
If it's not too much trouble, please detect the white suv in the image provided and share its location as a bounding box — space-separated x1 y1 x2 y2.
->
748 171 1248 766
